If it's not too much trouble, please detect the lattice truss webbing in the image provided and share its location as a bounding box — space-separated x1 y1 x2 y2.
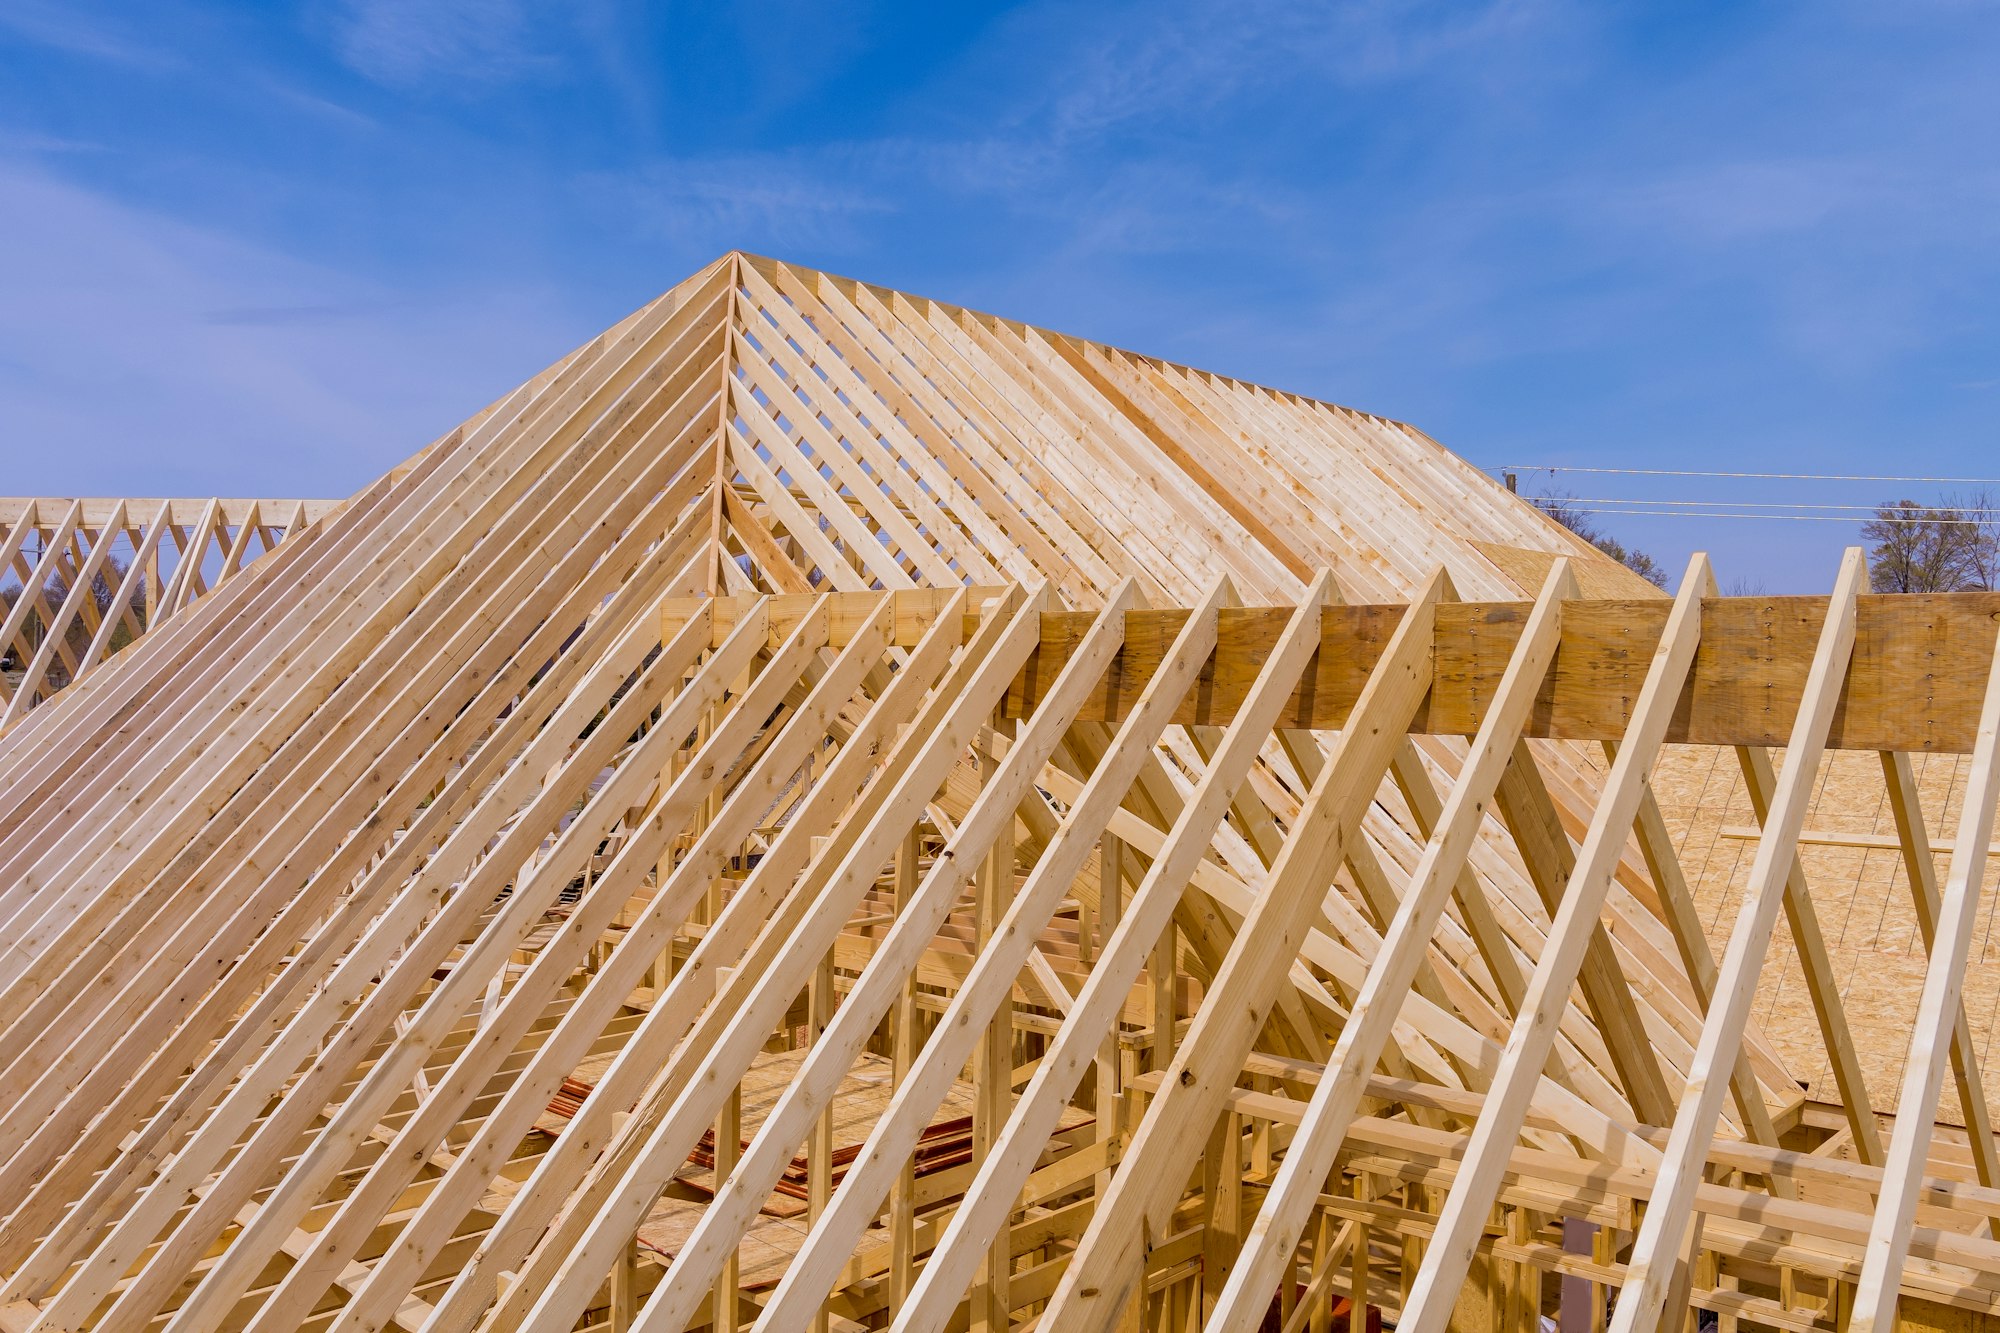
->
0 497 338 722
5 247 1993 1333
4 565 2000 1333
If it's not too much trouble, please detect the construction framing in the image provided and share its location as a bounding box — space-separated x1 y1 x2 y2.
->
1 252 1997 1333
0 498 336 720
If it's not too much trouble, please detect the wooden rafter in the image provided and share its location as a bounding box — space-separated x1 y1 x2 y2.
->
4 253 1999 1333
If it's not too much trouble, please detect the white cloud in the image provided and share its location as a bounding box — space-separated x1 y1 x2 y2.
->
322 0 561 88
591 152 897 254
0 161 588 497
0 1 178 68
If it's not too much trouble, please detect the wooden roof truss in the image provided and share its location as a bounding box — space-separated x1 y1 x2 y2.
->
1 253 1996 1332
0 498 337 721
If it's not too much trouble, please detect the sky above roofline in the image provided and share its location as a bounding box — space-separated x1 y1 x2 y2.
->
3 1 1997 591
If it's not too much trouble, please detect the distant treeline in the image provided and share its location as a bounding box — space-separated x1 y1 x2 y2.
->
1529 489 2000 594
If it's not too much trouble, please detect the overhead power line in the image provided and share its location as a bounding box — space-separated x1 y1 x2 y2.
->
1562 506 1990 526
1552 496 2000 515
1496 464 2000 485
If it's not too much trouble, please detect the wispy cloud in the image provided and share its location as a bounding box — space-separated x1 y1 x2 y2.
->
201 299 409 327
592 152 897 254
0 162 586 496
1034 0 1561 143
0 0 179 68
322 0 564 88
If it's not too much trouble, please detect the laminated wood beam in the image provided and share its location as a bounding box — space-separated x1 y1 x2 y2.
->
675 589 2000 750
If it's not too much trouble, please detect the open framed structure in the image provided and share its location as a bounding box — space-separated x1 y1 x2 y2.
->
2 253 1997 1332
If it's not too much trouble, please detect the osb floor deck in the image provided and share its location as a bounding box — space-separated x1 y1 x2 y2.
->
1653 743 2000 1128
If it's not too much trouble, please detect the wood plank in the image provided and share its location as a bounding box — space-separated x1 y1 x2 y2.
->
680 591 2000 749
1605 548 1869 1333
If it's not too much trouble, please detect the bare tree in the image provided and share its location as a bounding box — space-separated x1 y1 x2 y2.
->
1944 488 2000 591
1527 488 1671 589
1861 498 1982 592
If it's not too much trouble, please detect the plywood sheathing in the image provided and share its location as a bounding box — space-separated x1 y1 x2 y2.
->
1651 744 2000 1129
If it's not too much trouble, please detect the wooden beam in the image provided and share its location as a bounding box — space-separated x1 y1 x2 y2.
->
502 587 1049 1332
1849 629 2000 1328
416 588 973 1333
1203 560 1585 1330
674 590 2000 750
754 578 1252 1330
627 581 1146 1332
1606 548 1869 1333
1394 554 1709 1333
1039 566 1458 1329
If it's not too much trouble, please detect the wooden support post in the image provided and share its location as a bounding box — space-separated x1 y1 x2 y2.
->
1323 1200 1347 1333
1150 914 1178 1075
1202 1111 1245 1315
715 1079 742 1333
973 716 1015 1333
1097 832 1125 1198
611 1236 638 1333
890 825 921 1315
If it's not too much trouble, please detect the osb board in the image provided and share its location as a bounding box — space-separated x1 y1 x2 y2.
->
1005 595 2000 750
672 1049 976 1217
537 1046 1091 1224
1469 538 1670 603
1647 744 2000 1131
637 1197 812 1288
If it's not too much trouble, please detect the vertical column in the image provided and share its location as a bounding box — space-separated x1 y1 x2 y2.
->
1150 915 1178 1073
1095 832 1125 1197
713 1079 742 1331
611 1237 638 1332
808 936 836 1333
973 719 1015 1332
890 824 922 1314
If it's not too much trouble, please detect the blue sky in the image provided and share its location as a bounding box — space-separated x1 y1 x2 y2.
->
3 1 1998 591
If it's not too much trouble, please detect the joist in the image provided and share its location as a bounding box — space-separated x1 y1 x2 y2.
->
5 252 1999 1333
